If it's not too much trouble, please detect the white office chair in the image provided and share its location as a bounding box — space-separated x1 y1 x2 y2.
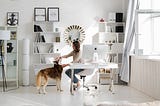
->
77 69 98 91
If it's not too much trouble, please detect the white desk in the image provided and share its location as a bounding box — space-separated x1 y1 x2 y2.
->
69 62 118 95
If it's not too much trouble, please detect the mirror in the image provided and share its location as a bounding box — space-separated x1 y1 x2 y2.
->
64 25 85 45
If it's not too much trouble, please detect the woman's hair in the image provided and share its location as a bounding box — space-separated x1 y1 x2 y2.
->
72 40 80 52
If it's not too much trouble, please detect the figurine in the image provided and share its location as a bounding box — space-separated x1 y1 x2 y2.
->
7 43 13 53
100 18 105 22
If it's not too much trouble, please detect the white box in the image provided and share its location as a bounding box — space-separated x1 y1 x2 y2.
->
99 22 106 32
99 73 118 85
108 12 116 22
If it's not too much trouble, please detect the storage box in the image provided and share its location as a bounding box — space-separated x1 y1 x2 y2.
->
99 73 118 85
115 26 124 32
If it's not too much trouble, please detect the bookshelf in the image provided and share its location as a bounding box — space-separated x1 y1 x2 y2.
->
0 26 18 89
33 21 63 85
93 21 125 84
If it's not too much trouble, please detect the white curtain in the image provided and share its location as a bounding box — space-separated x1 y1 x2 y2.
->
120 0 139 82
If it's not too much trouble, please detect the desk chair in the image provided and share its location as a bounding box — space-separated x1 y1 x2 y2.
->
78 69 98 91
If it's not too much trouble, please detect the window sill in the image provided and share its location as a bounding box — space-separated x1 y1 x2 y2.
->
130 54 160 61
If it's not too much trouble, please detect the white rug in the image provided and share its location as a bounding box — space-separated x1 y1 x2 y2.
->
96 101 160 106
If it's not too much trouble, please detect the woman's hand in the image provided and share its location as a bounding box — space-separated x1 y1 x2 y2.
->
62 64 70 68
55 56 61 61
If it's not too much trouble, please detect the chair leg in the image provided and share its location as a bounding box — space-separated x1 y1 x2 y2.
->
81 76 90 91
80 75 98 91
83 85 90 91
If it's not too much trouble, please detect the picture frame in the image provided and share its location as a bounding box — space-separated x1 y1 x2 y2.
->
34 8 46 21
47 7 59 22
7 12 19 26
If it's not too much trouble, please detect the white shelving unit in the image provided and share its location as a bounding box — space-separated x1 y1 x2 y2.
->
93 21 125 84
33 21 63 85
0 26 18 89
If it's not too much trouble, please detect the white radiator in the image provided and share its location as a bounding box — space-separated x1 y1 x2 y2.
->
129 56 160 99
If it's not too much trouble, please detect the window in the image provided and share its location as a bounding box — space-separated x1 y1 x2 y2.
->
139 0 160 9
135 0 160 55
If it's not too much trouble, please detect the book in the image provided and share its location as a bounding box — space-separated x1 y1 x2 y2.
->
41 35 46 42
34 25 43 32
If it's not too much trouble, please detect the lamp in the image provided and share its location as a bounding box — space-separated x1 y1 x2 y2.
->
0 30 10 92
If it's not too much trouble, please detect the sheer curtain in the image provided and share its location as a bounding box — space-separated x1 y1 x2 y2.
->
119 0 139 82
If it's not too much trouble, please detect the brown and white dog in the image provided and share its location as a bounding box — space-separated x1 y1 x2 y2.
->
36 61 63 94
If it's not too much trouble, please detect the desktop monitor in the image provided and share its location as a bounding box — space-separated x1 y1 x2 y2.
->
82 44 108 61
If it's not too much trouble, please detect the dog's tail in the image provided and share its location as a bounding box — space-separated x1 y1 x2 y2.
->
36 71 42 88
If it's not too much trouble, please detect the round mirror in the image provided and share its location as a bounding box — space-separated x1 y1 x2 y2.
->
64 25 85 45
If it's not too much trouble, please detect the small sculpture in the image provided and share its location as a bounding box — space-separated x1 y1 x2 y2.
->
7 43 13 53
100 18 105 22
106 41 113 50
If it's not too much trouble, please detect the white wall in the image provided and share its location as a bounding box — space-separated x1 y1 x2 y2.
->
0 0 128 85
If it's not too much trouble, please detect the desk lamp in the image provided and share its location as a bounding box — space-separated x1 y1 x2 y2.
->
0 30 10 92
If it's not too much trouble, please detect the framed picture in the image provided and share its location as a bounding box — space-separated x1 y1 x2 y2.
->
34 8 46 21
7 12 19 26
47 7 59 22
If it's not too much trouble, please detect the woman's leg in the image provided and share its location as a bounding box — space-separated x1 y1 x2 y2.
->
65 69 84 83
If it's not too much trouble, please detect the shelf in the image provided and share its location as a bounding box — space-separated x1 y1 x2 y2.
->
0 79 17 81
99 21 125 26
34 32 60 34
34 21 54 23
107 21 125 25
34 42 62 44
7 65 17 67
34 42 54 45
98 32 124 34
7 52 17 54
6 25 18 27
0 26 18 29
33 53 56 55
99 73 110 75
34 63 54 66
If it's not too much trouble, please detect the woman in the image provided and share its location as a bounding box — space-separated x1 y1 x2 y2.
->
57 40 83 88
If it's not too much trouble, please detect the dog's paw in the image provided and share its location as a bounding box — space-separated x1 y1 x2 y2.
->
42 91 47 94
37 90 41 94
43 92 47 94
109 88 112 92
57 88 63 92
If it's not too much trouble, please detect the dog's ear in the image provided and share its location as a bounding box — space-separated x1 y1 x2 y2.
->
53 61 59 65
